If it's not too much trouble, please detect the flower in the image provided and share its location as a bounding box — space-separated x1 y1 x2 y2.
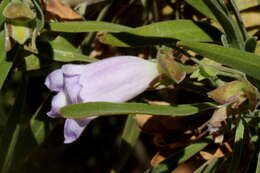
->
45 56 160 143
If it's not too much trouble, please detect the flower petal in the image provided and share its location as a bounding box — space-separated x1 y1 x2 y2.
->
62 64 86 76
44 69 64 92
79 56 159 102
47 92 68 118
64 75 81 104
64 117 96 143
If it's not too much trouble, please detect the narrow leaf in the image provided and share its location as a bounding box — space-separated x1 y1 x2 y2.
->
203 0 244 49
113 115 140 173
256 150 260 173
61 102 217 119
185 0 216 20
100 20 220 47
145 136 212 173
49 21 132 33
0 75 27 173
0 0 9 26
44 36 97 62
228 119 245 173
194 158 222 173
179 41 260 81
0 31 12 90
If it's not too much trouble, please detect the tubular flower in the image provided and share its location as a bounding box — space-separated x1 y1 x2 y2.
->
45 56 160 143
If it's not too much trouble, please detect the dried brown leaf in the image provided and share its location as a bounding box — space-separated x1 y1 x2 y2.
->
207 80 244 104
43 0 82 21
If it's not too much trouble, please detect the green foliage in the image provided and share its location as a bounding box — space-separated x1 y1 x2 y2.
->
100 20 219 47
61 102 217 119
0 0 260 172
180 41 260 80
145 136 212 173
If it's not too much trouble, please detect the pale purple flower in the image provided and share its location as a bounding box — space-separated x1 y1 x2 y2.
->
45 56 160 143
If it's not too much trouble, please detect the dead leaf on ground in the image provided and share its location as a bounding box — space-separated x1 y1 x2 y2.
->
42 0 83 21
207 80 245 104
200 148 225 160
208 106 228 128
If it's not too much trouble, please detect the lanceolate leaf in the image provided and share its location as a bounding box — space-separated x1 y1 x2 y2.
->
228 119 245 173
60 102 217 119
113 115 140 173
100 20 220 47
49 21 132 33
0 0 9 26
256 150 260 173
0 31 12 90
42 36 97 62
145 136 212 173
179 41 260 81
185 0 216 20
0 75 27 173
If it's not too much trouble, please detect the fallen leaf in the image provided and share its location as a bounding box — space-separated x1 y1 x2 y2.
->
208 106 227 128
207 80 244 104
159 54 186 84
200 148 225 160
43 0 83 20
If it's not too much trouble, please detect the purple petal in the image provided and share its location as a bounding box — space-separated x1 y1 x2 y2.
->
64 117 96 143
79 56 159 102
44 69 64 92
61 64 86 104
63 75 81 104
62 64 86 76
47 92 68 118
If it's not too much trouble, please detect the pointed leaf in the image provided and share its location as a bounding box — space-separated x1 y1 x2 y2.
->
207 80 244 104
100 20 220 47
113 115 140 173
49 21 132 33
228 119 245 173
185 0 216 20
60 102 217 119
179 41 260 80
159 55 186 83
145 136 212 173
49 36 97 62
0 31 12 90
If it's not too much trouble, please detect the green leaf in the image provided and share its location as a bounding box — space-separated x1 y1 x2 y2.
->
203 0 245 49
194 158 222 173
0 0 9 26
112 115 140 173
185 0 216 20
31 0 45 50
61 102 217 119
245 37 257 53
228 119 245 173
30 101 50 144
32 0 44 31
0 74 27 173
24 54 41 71
11 94 56 171
179 41 260 80
256 149 260 173
145 136 212 173
49 36 97 62
100 20 219 47
49 21 132 33
0 31 12 90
